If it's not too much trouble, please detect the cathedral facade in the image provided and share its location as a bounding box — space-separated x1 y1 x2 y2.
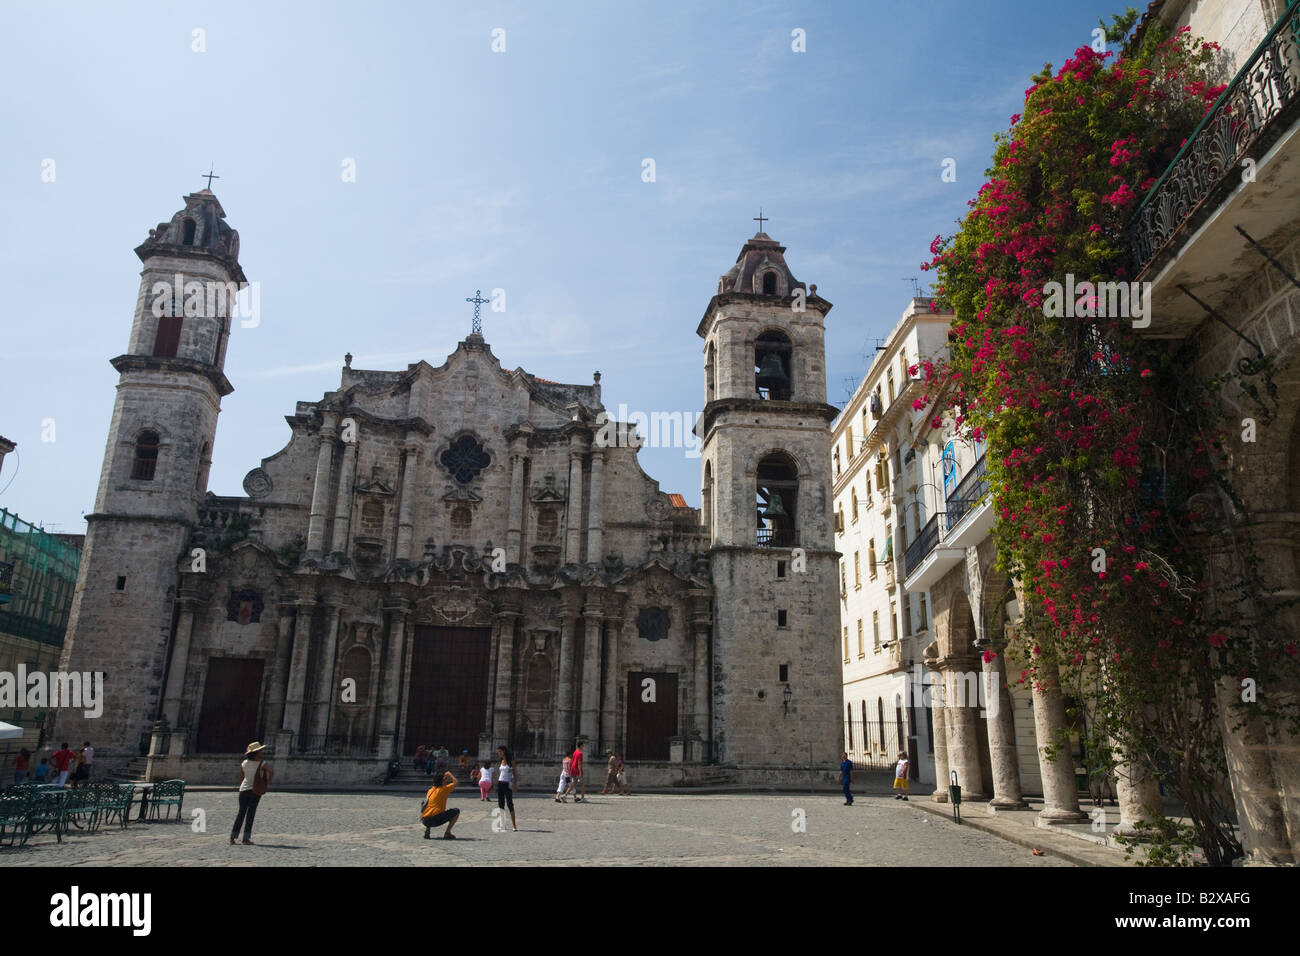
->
55 191 841 785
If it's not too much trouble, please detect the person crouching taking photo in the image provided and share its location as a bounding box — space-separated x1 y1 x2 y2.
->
421 771 460 840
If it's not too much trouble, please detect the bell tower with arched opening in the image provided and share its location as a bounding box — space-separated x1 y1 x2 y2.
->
697 226 841 774
56 189 245 764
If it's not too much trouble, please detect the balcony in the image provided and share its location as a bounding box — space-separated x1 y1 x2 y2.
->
756 527 799 548
1130 1 1300 337
902 512 964 591
943 454 995 549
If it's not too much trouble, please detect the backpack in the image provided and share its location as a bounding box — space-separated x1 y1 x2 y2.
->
252 762 271 796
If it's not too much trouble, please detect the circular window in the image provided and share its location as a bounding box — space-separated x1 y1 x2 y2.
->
440 434 491 484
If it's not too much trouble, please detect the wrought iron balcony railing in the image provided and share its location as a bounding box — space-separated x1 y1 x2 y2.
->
904 514 941 577
945 454 989 528
1129 1 1300 276
756 527 799 548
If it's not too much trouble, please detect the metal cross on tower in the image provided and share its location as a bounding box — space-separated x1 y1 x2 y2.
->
202 165 219 190
753 208 768 232
465 289 490 335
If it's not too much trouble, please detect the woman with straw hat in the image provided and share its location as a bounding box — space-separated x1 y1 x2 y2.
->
231 741 272 845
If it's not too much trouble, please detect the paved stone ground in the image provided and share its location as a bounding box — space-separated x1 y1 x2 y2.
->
0 789 1072 866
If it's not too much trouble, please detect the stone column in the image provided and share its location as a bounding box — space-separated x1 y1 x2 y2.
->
310 606 344 740
161 589 200 728
280 599 316 739
929 684 951 803
263 603 296 734
491 611 518 742
506 447 528 565
981 640 1027 810
585 449 605 563
564 437 586 563
484 615 501 733
376 599 410 758
601 621 621 755
394 437 422 561
556 607 580 744
1215 677 1294 862
328 436 358 554
1114 744 1164 836
689 592 711 747
578 611 603 743
943 663 988 800
1032 655 1087 822
305 412 339 555
935 697 956 801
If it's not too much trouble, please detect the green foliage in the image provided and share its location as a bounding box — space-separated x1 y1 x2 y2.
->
1115 815 1199 867
216 514 251 552
922 18 1297 865
276 536 305 566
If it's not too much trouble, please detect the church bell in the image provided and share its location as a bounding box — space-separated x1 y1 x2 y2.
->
756 353 788 391
760 492 788 519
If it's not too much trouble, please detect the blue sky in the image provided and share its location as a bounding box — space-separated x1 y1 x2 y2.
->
0 0 1113 531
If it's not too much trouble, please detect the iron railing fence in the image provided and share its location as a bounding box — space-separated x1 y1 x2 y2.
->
904 514 941 576
842 719 912 772
1130 0 1300 276
756 527 799 548
945 454 989 528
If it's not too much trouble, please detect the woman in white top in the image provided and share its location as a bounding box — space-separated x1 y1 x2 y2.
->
231 741 272 845
496 745 518 831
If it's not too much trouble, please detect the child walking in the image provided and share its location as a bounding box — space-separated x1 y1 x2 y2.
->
555 754 572 802
473 761 494 801
893 751 910 801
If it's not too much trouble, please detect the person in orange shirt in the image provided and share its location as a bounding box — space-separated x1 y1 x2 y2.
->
421 771 460 840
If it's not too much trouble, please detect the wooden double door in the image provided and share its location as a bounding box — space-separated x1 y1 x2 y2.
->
625 671 678 761
195 658 264 754
403 625 492 756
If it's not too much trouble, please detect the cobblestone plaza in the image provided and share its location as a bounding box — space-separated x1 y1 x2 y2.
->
0 790 1069 867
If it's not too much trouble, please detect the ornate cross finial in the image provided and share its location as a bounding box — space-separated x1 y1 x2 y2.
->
753 208 768 232
202 165 220 190
465 289 490 335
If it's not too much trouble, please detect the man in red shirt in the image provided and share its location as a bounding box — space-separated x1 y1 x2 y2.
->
567 743 585 802
51 742 75 787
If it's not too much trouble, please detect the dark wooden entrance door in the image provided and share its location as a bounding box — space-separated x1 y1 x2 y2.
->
404 626 492 756
625 671 678 761
195 658 264 753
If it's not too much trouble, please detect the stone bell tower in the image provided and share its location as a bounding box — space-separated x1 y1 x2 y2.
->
57 190 245 764
697 227 842 775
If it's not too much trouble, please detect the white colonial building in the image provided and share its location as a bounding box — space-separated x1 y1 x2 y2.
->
833 298 951 784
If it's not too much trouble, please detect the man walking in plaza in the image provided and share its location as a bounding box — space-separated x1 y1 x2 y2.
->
840 751 854 805
565 741 585 802
602 749 617 794
51 742 75 786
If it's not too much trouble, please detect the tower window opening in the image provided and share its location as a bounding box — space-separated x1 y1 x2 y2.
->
762 271 778 295
195 441 211 491
153 316 182 358
131 431 160 481
756 453 798 547
181 218 197 245
755 330 792 401
777 609 788 628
